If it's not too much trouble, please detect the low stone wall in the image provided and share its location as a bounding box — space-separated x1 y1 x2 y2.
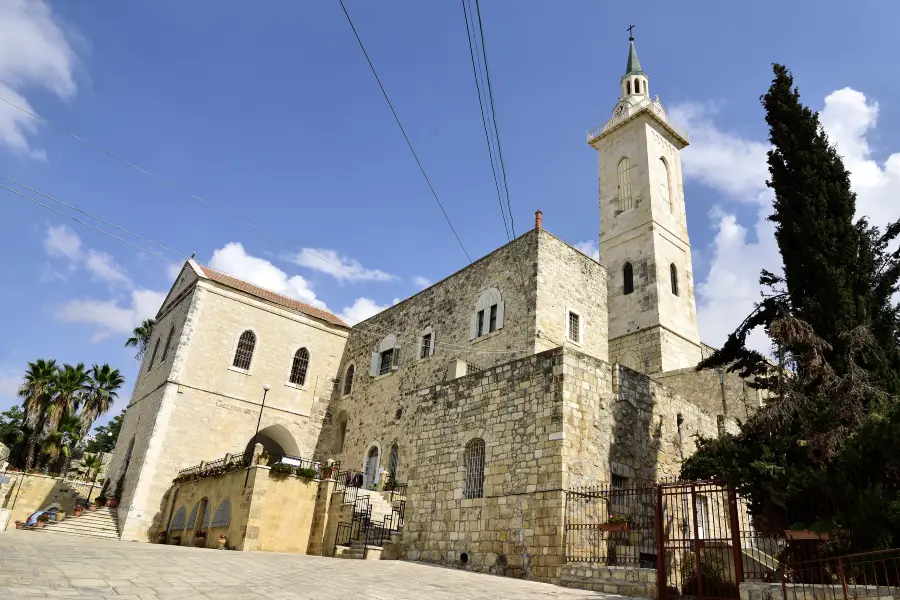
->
0 472 102 528
559 564 657 598
741 581 900 600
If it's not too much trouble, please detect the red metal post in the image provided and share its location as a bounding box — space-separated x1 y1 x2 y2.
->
838 556 849 600
691 484 704 600
727 485 745 585
656 484 667 600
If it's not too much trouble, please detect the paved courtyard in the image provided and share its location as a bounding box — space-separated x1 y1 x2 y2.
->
0 530 619 600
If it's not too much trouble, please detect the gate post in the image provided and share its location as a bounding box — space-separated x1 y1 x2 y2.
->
727 485 745 585
656 484 666 600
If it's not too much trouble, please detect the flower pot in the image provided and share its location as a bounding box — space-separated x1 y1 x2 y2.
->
35 521 45 528
258 456 270 466
194 536 207 548
88 503 97 512
599 522 629 533
169 536 182 546
217 535 227 550
105 498 119 508
14 521 23 530
785 529 829 541
73 507 84 517
55 512 66 522
156 532 167 544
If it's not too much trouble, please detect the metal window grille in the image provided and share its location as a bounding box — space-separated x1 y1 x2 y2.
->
464 438 485 499
289 347 310 385
623 263 634 295
161 325 175 363
379 349 393 375
568 312 580 342
343 365 354 395
611 473 629 508
147 338 160 372
489 305 498 332
232 331 256 370
476 310 485 337
389 444 399 478
466 362 478 375
420 333 432 359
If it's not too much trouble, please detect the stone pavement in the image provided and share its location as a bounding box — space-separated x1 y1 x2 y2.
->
0 530 619 600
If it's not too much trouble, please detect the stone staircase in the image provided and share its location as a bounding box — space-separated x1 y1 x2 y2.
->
334 489 402 560
34 507 120 540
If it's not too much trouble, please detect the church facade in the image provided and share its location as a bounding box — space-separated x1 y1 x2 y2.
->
105 37 764 579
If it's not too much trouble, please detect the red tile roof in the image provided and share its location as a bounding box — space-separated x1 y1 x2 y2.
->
196 264 348 327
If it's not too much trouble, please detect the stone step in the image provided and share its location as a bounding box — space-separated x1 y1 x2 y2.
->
32 527 120 540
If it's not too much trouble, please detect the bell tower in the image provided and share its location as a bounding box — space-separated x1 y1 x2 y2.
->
588 32 702 374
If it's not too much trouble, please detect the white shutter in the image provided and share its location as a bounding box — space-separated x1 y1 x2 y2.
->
496 300 505 330
369 352 379 377
392 345 401 370
430 332 436 356
469 313 478 340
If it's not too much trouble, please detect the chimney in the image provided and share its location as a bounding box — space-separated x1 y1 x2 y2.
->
535 209 543 230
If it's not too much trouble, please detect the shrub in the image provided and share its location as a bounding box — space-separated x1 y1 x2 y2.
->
679 549 738 597
296 467 316 479
270 463 294 476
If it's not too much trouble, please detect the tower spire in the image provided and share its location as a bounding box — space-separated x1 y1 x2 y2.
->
625 26 643 75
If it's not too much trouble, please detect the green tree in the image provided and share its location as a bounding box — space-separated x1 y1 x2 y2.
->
0 405 26 449
125 319 156 361
41 411 82 475
72 452 103 482
80 364 125 435
698 64 900 392
85 409 125 454
17 358 58 470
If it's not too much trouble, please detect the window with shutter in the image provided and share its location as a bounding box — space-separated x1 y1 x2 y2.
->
489 304 498 333
420 333 432 359
477 310 485 337
379 349 393 375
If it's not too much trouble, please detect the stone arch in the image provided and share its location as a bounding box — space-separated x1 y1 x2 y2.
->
361 441 382 488
334 410 349 454
211 499 231 528
342 362 356 396
169 505 186 532
244 423 300 457
620 351 641 373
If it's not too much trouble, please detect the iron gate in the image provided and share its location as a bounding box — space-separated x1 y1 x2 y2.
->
658 481 744 600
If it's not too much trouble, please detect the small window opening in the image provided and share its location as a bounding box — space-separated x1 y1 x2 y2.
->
420 333 432 359
460 552 469 565
670 263 679 296
395 408 403 420
379 349 394 376
488 305 498 333
476 310 485 337
568 312 581 343
626 80 631 95
623 263 634 295
634 79 640 94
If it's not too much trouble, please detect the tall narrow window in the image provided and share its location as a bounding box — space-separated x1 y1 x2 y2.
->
464 438 486 499
659 158 671 212
160 325 175 363
147 338 160 373
634 79 640 94
420 333 432 359
617 157 632 210
623 262 634 295
670 264 679 296
343 364 354 395
289 347 310 385
489 305 498 333
567 311 581 343
379 349 394 376
389 444 399 479
476 310 485 337
626 80 631 95
233 330 256 370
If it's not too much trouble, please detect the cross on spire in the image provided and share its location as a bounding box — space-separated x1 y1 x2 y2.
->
627 24 635 41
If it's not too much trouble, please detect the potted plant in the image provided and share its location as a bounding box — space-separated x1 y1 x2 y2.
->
96 495 107 507
217 534 227 550
88 501 98 512
156 531 167 544
73 505 85 517
14 520 24 530
785 518 831 541
599 515 631 533
270 463 293 477
105 497 119 509
36 514 50 528
55 510 66 522
193 530 208 547
258 451 271 467
169 534 182 545
296 467 316 479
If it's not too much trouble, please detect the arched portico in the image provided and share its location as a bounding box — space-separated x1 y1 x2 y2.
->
244 423 301 457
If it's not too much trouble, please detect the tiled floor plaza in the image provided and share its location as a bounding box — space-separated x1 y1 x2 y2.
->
0 530 623 600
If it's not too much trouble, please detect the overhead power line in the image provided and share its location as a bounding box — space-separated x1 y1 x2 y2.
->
338 0 472 263
462 0 511 242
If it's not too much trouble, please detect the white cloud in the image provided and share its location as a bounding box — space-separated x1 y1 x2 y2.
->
56 288 166 341
412 276 431 289
286 248 396 283
676 88 900 353
338 298 391 325
573 240 600 260
43 225 132 288
209 243 327 310
0 0 78 158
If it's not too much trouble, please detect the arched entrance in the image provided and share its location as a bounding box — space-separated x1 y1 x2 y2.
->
243 423 301 458
363 445 380 489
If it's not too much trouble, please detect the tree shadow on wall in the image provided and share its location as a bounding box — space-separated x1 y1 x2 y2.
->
609 363 663 486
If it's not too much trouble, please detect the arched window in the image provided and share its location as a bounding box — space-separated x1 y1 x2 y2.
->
670 264 679 296
160 325 175 363
343 364 354 396
211 500 231 528
659 158 671 212
626 80 631 95
289 347 310 385
617 157 632 209
389 443 399 479
187 502 199 531
147 338 160 373
335 411 348 453
169 505 186 532
623 262 634 295
232 330 256 370
464 438 486 499
634 79 640 94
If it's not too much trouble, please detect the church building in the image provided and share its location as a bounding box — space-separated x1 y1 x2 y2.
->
105 36 764 581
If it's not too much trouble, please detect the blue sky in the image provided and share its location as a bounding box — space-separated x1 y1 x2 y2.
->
2 0 900 428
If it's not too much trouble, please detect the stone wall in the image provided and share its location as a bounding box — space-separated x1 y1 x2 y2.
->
559 564 657 597
740 581 900 600
563 350 725 487
652 366 765 422
400 349 568 582
0 473 103 527
609 325 702 375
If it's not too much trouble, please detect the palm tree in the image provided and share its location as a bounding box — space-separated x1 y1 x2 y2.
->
45 363 89 438
17 359 58 470
125 319 156 361
41 411 82 474
75 452 104 482
80 364 125 435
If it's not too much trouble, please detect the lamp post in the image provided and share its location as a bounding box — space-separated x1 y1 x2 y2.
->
245 384 271 489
